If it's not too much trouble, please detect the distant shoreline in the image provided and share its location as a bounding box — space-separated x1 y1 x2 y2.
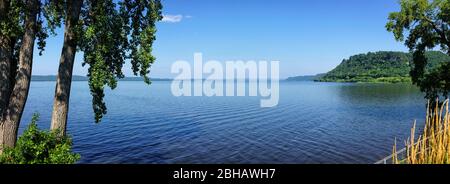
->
32 76 303 82
30 75 415 84
31 75 172 82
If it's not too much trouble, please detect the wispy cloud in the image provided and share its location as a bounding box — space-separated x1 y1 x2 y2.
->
161 14 192 23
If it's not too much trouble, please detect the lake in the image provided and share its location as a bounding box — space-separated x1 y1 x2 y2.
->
20 81 426 164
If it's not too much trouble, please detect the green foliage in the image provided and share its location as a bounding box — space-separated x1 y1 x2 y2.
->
2 1 163 123
0 0 23 39
0 114 80 164
0 0 64 56
78 0 163 122
387 0 450 100
318 51 450 83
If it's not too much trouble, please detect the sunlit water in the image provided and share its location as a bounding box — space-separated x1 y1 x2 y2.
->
20 81 426 164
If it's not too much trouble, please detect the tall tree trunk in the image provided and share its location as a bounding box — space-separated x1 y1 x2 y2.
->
50 0 83 136
0 36 15 154
0 0 39 152
0 37 17 115
0 0 12 115
0 0 12 154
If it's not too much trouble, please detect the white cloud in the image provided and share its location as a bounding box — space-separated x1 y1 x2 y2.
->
161 14 192 23
162 14 183 23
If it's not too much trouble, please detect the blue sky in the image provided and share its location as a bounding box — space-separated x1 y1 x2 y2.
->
32 0 407 79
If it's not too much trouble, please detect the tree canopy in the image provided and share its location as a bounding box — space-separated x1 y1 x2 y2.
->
387 0 450 100
77 0 163 122
0 0 63 56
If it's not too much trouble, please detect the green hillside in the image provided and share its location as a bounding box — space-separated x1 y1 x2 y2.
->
318 51 450 83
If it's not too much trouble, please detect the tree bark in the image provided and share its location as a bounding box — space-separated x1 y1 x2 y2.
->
0 0 12 115
0 36 12 154
0 0 39 152
50 0 83 136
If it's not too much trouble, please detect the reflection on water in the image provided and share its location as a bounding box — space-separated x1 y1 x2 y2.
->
20 81 426 163
335 83 422 104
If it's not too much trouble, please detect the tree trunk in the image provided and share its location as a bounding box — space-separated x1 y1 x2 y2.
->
0 0 12 115
50 0 83 136
0 37 17 115
0 0 39 152
0 35 12 154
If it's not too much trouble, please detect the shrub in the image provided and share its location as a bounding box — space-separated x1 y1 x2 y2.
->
0 114 80 164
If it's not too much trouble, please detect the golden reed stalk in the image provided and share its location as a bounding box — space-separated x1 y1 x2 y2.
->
393 99 450 164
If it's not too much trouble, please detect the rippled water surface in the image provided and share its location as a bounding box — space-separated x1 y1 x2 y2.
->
21 81 426 163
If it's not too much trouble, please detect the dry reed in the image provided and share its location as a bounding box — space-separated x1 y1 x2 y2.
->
393 99 450 164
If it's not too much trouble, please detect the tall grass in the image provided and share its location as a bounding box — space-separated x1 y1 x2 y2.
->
393 99 450 164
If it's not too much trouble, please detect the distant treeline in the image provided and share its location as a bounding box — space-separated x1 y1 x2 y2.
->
31 75 172 81
286 74 325 81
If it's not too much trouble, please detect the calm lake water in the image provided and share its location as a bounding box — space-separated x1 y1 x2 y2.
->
20 81 426 164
